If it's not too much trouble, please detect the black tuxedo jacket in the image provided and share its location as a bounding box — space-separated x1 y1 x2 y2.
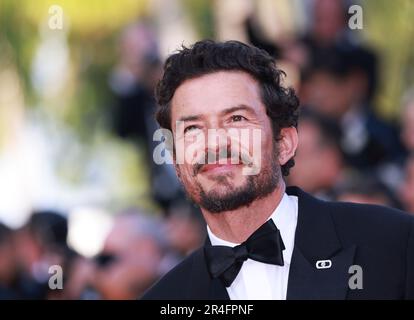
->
143 186 414 299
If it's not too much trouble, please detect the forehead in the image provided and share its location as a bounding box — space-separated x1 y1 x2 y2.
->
170 71 265 121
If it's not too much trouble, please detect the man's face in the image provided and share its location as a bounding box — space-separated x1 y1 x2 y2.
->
170 71 281 213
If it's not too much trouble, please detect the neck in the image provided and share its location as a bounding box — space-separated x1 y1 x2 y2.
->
202 181 286 243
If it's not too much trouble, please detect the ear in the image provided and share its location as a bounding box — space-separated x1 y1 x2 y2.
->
278 127 298 166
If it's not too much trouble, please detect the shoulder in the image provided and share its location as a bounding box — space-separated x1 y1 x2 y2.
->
287 187 414 238
141 247 204 300
322 199 414 298
327 199 413 229
321 197 414 246
289 186 414 247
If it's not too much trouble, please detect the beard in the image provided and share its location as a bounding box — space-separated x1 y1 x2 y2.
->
179 142 281 213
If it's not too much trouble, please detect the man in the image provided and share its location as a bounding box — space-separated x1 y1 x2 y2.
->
300 46 402 170
143 40 414 299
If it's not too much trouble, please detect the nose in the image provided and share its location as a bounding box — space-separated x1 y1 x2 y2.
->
205 128 231 163
206 127 228 148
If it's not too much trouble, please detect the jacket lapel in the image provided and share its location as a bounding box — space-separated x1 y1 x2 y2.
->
187 240 230 300
286 186 357 300
209 277 230 300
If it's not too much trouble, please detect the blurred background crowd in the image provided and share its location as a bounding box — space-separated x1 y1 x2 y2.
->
0 0 414 299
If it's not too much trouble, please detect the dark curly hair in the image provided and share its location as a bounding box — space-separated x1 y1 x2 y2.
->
155 40 300 176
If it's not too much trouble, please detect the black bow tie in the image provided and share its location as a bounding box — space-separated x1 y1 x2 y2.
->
204 219 285 287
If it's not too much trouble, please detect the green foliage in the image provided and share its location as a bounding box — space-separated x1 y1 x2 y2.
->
182 0 215 39
363 0 414 119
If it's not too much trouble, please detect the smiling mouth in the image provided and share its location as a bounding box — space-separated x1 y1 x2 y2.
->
199 163 243 174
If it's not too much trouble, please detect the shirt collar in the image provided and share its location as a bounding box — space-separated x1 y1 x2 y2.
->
207 193 298 265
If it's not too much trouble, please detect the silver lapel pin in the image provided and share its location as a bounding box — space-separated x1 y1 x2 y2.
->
316 259 332 269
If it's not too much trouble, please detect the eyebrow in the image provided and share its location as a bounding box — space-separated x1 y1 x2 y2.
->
178 104 257 123
220 104 257 116
178 114 202 122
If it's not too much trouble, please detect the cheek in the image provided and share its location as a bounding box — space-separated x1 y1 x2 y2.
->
255 122 274 152
176 163 192 179
177 164 203 193
261 139 274 167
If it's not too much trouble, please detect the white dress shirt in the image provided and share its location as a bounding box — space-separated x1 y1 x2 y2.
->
207 193 298 300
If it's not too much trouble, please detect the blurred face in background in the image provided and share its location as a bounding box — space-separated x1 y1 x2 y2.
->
312 0 345 44
119 23 158 80
400 157 414 214
165 213 203 256
170 71 286 213
14 228 42 275
301 71 356 119
288 119 343 193
93 215 162 299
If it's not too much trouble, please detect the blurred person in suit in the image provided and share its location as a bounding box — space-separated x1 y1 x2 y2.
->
281 0 377 99
13 211 75 299
110 22 185 213
300 46 403 170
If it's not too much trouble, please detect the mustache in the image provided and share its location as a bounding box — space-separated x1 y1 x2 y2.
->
192 147 254 175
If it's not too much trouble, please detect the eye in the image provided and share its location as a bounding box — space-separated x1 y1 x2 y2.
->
184 125 200 133
230 115 247 122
